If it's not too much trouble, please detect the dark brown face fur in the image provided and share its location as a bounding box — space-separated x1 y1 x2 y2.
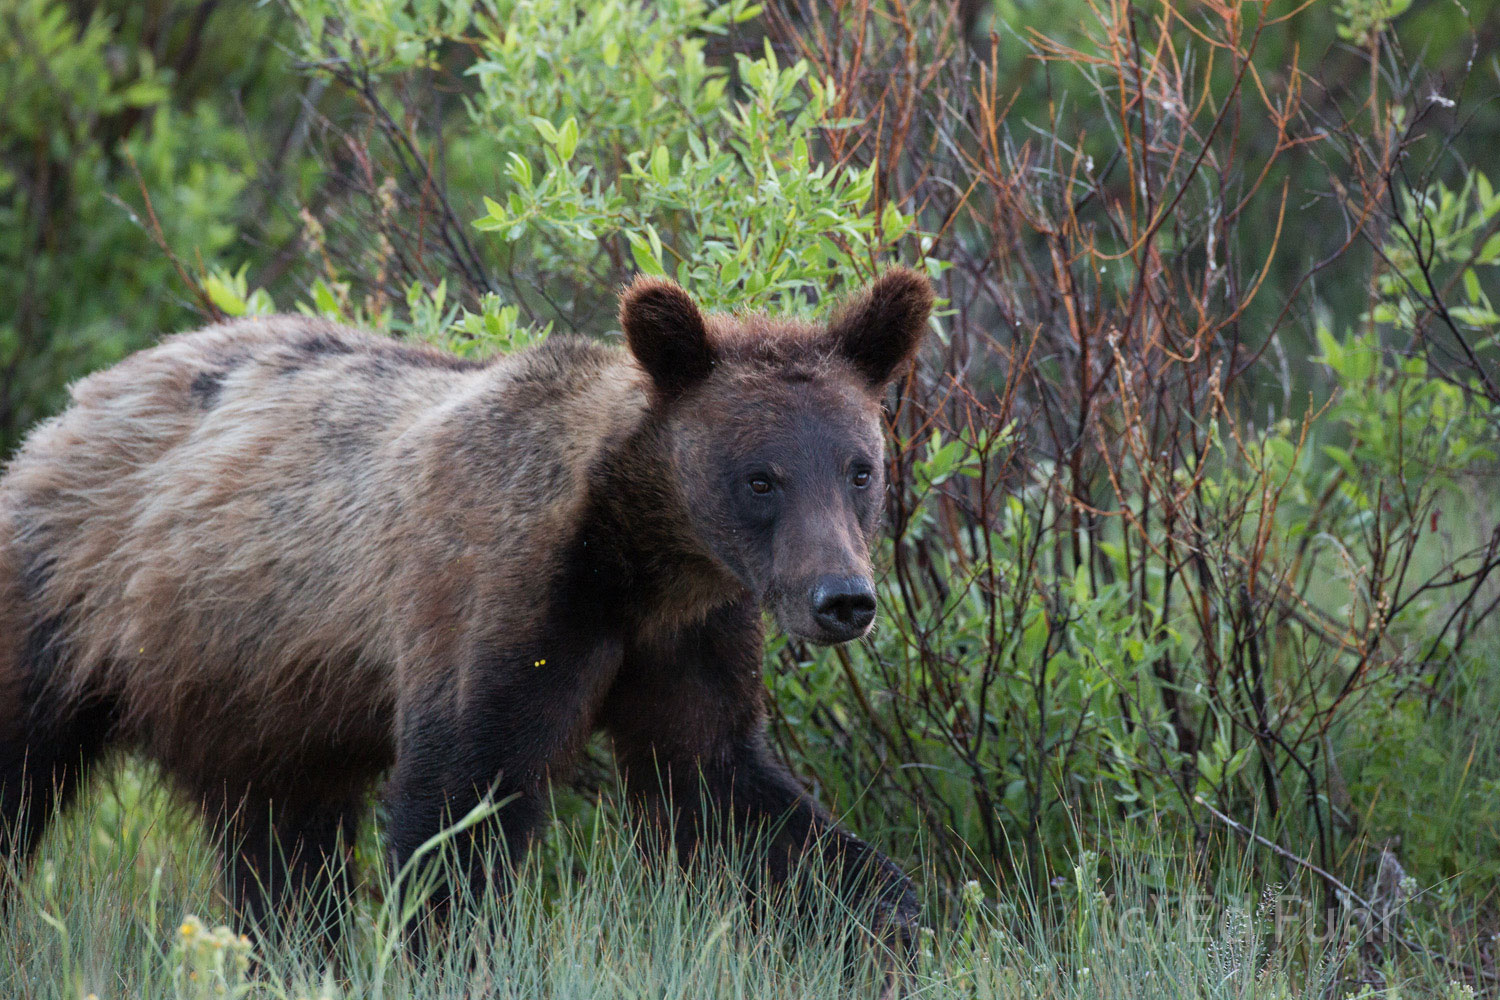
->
620 269 933 644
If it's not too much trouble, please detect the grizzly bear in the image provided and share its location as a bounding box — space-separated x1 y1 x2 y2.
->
0 269 932 944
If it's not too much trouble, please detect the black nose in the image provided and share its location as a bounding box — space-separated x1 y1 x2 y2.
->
809 575 877 640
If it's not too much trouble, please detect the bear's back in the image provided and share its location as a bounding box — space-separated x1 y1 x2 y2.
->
0 316 647 782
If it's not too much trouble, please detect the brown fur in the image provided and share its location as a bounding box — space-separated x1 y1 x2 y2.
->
1 316 642 796
0 503 24 750
0 269 934 938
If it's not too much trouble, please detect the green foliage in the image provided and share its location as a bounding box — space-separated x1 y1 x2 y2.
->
1335 0 1414 46
1314 326 1497 526
3 0 1499 990
203 265 277 320
1375 174 1500 349
1 774 1476 997
776 163 1500 903
0 0 314 454
285 0 918 326
476 36 905 311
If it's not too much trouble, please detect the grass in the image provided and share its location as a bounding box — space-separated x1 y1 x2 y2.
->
1 763 1490 1000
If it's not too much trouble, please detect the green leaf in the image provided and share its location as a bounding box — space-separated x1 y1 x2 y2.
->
203 274 248 317
1463 268 1483 303
879 199 908 241
1479 232 1500 264
119 79 169 108
720 256 741 287
505 152 533 189
557 117 579 162
1322 445 1357 476
1449 305 1500 326
627 232 665 276
529 116 560 145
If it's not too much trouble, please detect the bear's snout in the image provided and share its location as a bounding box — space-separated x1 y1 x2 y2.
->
808 574 877 643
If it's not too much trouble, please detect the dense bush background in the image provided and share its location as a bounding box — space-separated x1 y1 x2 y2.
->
3 0 1499 994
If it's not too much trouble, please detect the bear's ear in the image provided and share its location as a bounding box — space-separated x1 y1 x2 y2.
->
826 268 934 388
619 275 714 402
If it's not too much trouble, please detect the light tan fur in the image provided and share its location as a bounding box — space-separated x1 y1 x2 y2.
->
0 316 658 795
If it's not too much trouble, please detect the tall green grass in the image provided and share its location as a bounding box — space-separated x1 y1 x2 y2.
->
3 765 1486 999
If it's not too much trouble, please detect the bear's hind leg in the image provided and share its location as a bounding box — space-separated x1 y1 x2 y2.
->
1 593 118 887
0 628 117 888
206 790 364 947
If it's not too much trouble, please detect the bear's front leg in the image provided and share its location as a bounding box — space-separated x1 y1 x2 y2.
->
699 732 920 945
604 601 919 945
384 707 548 921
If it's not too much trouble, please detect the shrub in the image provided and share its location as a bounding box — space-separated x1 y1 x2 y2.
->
253 0 1500 913
6 0 1498 987
0 0 317 454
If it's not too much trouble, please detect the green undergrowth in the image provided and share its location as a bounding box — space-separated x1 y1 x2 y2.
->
2 766 1489 999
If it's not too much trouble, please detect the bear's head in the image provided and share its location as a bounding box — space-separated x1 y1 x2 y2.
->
620 268 933 645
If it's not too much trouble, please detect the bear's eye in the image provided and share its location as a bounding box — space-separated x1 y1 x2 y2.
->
749 476 773 496
852 469 872 489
